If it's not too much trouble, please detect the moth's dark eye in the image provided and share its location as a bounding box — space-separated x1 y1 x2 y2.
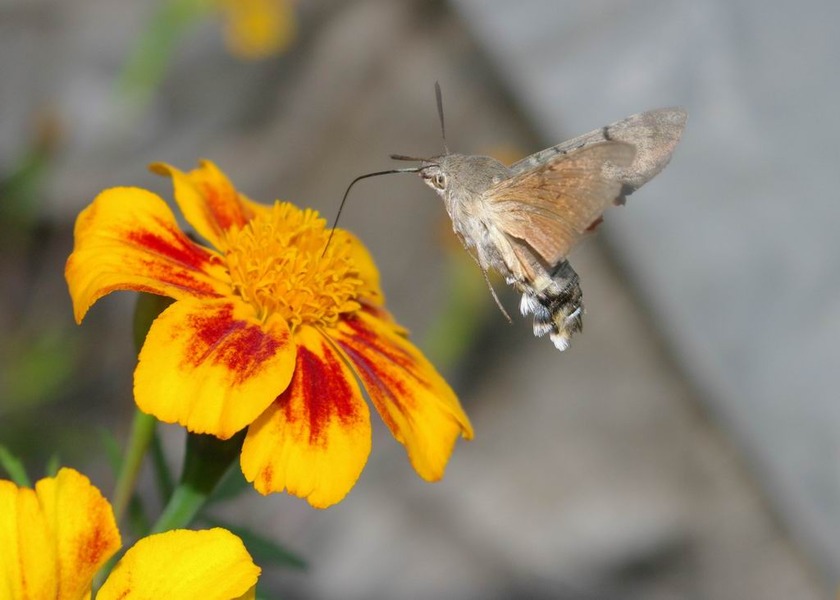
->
432 174 446 189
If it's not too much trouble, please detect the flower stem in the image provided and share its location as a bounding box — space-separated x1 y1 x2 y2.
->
117 0 210 110
150 426 175 504
109 293 176 522
422 250 491 369
150 430 246 533
111 409 157 523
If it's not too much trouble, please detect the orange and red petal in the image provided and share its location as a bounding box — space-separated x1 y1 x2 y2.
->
334 310 473 482
135 297 296 439
241 325 371 508
151 160 267 252
0 468 121 599
97 528 259 600
66 186 231 324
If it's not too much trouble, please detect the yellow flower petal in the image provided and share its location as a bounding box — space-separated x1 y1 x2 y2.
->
0 468 121 599
335 310 474 481
67 157 472 507
0 481 56 599
150 160 267 252
241 325 372 508
37 469 121 598
136 297 296 438
218 0 296 59
97 528 260 600
235 586 257 600
65 186 231 324
341 230 385 308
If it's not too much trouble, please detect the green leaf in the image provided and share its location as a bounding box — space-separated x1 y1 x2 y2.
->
203 516 307 570
44 454 61 477
149 431 245 534
126 494 151 538
0 445 30 487
150 429 174 503
99 425 151 536
2 329 77 413
206 463 251 505
99 428 124 474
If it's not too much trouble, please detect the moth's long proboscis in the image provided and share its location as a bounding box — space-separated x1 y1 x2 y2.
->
322 168 422 257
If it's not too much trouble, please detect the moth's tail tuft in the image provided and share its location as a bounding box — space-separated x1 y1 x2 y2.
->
519 261 583 351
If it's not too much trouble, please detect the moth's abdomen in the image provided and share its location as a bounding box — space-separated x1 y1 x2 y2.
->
519 261 583 351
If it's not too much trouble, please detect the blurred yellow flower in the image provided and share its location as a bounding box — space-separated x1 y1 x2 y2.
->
217 0 296 59
65 160 473 508
0 468 259 599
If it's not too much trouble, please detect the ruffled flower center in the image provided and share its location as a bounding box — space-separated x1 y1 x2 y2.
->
224 202 364 328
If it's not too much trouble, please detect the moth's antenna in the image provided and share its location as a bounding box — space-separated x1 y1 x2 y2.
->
435 81 449 155
390 153 429 162
322 167 422 257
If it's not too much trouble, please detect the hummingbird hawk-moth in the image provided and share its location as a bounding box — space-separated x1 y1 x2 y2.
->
335 84 686 350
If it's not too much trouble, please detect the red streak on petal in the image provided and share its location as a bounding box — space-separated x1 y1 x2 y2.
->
75 516 111 570
337 317 432 432
344 317 415 373
338 344 401 434
126 220 225 297
280 342 360 446
342 318 418 396
200 182 250 232
183 305 289 385
126 220 217 270
135 258 221 297
343 343 409 397
260 464 274 490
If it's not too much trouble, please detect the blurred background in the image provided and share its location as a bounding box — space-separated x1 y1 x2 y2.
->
1 0 838 598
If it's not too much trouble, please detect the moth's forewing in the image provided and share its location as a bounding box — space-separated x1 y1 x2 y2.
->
510 108 687 202
485 141 635 265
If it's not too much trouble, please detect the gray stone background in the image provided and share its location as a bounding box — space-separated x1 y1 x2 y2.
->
1 0 837 598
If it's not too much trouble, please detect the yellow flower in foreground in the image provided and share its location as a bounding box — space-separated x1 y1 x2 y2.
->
217 0 296 59
66 160 473 508
0 468 259 599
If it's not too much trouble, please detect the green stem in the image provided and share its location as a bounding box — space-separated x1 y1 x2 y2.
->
150 430 246 533
150 480 208 534
116 0 210 111
422 251 491 368
150 427 175 504
111 410 157 523
109 293 175 523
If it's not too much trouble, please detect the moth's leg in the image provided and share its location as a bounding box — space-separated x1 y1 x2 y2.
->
480 266 512 323
461 229 514 323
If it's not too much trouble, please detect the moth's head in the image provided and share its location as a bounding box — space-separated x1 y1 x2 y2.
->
389 153 446 198
416 154 509 199
389 154 465 199
418 160 448 196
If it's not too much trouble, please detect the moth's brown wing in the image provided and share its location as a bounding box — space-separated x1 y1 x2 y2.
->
510 108 686 205
486 141 636 266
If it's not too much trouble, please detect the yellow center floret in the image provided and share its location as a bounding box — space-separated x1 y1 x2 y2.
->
224 202 365 328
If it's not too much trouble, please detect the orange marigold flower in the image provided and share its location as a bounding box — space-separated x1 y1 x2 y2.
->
0 468 259 599
65 160 473 508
